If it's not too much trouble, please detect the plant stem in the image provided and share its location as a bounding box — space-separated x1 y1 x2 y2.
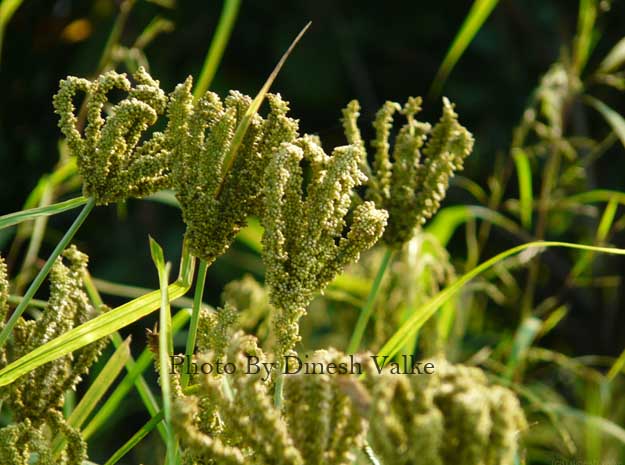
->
0 196 95 350
347 247 394 353
181 259 208 388
273 374 285 408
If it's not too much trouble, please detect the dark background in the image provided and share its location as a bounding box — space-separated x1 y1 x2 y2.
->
1 1 625 461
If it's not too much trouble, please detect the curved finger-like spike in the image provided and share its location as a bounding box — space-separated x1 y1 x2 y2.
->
262 137 386 359
343 96 473 247
53 69 171 204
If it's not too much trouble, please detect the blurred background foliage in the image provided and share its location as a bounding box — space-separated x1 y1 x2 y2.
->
2 0 625 464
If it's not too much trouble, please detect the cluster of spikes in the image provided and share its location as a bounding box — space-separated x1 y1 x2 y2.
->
172 330 368 465
0 248 107 465
167 301 526 465
54 67 474 360
342 96 474 248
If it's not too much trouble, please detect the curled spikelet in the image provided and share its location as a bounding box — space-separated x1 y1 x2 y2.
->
342 97 474 247
165 77 300 263
261 136 388 359
53 67 170 204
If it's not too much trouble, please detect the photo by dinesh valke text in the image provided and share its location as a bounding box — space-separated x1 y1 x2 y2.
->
169 354 436 381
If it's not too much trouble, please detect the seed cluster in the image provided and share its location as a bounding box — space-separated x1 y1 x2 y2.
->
0 247 107 465
342 97 475 247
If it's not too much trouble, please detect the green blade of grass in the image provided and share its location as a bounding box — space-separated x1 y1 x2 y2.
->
0 248 194 388
0 197 95 351
149 237 176 465
181 260 208 388
424 204 524 247
0 0 22 65
503 316 541 380
347 247 394 354
538 305 568 338
573 0 598 74
428 0 499 99
607 347 625 381
546 402 625 445
103 411 164 465
83 309 191 440
512 148 534 229
81 269 171 443
565 189 625 206
193 0 242 99
90 277 197 309
214 21 311 198
52 338 131 455
68 337 131 430
0 196 88 231
585 96 625 150
598 36 625 73
379 241 625 362
571 197 618 279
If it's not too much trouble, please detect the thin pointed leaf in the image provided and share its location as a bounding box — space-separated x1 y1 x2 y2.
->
0 251 194 387
598 36 625 73
428 0 499 99
193 0 242 99
512 148 533 229
103 412 164 465
585 96 625 150
215 21 311 198
379 241 625 362
0 196 88 230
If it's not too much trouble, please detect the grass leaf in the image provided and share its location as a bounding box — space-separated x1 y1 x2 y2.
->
428 0 499 99
347 248 394 353
52 338 131 455
0 0 22 65
0 196 88 230
0 248 194 388
215 21 311 198
598 36 625 73
0 197 95 350
83 310 191 440
585 96 625 150
379 241 625 362
149 236 177 465
103 411 164 465
504 317 541 380
193 0 242 99
512 148 534 229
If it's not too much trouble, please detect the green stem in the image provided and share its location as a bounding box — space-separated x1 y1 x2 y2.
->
273 374 284 408
103 411 164 465
0 196 95 350
181 259 208 388
347 247 393 353
193 0 241 99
